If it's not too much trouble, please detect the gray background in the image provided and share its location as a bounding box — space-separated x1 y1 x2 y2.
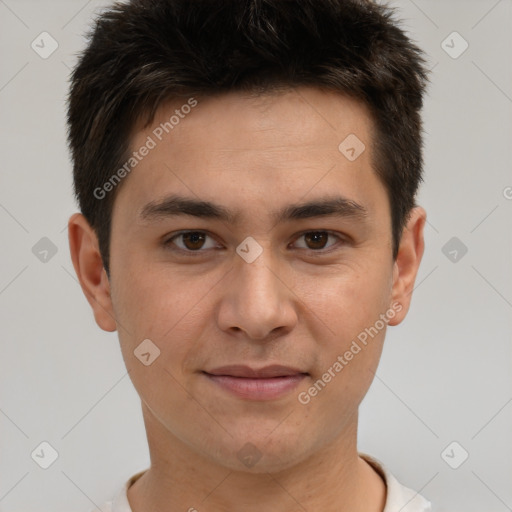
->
0 0 511 510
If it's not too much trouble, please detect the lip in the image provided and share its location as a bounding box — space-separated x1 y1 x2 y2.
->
206 364 306 378
203 365 308 400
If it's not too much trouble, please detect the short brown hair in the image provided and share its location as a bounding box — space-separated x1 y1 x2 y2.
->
67 0 429 273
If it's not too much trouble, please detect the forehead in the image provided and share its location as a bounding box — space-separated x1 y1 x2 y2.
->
148 87 372 147
113 86 383 226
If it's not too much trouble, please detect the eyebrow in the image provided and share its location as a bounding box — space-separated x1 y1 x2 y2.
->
139 194 368 224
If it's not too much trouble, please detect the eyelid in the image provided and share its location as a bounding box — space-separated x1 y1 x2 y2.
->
289 230 346 252
164 230 222 254
163 229 347 254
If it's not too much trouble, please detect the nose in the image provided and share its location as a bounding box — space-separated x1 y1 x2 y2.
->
216 245 298 341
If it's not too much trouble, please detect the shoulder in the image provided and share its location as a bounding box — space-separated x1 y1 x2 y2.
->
360 453 433 512
89 502 113 512
87 469 147 512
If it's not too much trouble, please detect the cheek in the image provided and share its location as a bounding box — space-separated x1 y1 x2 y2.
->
110 259 217 377
111 255 195 334
295 259 392 400
111 270 202 406
297 262 392 334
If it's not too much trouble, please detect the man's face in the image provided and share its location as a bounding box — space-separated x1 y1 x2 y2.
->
106 87 401 472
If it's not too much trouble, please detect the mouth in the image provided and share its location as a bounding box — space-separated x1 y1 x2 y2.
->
202 365 309 400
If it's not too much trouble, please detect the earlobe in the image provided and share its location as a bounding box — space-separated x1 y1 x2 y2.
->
387 206 426 326
68 213 117 332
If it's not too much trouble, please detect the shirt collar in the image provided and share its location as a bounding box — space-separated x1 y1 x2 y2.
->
111 455 432 512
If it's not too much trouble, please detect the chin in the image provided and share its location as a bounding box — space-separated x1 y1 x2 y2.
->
205 428 314 474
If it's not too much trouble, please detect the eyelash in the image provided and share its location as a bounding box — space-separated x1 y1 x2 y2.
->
163 230 347 256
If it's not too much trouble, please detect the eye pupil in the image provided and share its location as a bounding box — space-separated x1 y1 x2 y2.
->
170 230 338 254
305 232 328 249
183 232 205 250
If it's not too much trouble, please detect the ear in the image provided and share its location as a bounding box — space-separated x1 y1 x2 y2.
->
68 213 117 332
388 206 426 326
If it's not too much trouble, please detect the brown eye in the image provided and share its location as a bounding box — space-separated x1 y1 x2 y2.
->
304 232 329 250
166 231 218 252
293 231 341 251
181 232 206 250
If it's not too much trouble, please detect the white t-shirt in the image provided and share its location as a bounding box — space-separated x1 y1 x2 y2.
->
91 453 432 512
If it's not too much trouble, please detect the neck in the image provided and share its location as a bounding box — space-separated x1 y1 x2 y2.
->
127 402 386 512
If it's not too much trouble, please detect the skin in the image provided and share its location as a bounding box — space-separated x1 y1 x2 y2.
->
68 86 426 512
